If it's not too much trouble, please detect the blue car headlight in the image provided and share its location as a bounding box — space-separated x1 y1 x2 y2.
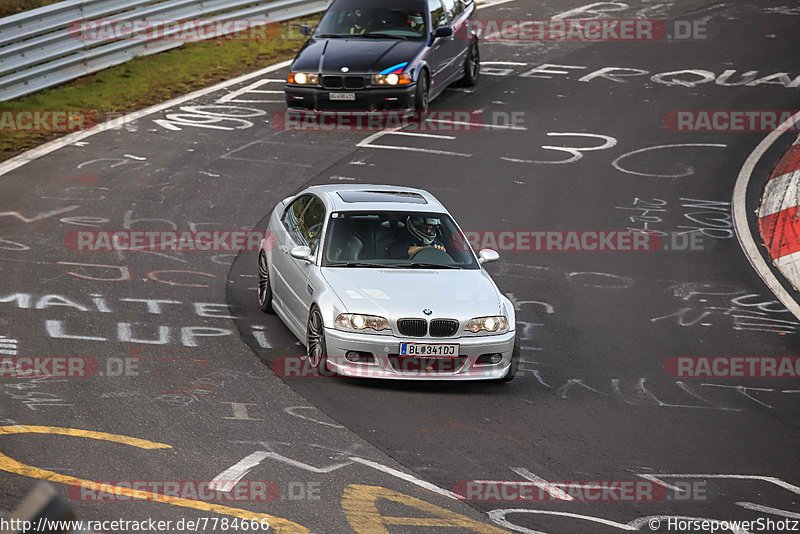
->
371 73 412 86
288 72 319 85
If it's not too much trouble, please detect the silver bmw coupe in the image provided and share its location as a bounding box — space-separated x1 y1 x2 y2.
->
257 184 518 381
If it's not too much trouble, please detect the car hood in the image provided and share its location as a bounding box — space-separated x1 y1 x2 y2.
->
321 268 503 320
292 37 423 74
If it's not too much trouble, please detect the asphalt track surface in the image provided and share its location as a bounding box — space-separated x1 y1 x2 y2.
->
1 1 799 533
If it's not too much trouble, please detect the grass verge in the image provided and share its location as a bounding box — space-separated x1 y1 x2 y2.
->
0 0 62 19
0 18 318 162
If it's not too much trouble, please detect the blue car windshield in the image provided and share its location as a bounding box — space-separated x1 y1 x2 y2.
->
323 211 479 269
316 7 428 38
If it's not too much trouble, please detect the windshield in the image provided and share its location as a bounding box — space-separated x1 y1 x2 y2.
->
316 7 428 39
323 211 479 269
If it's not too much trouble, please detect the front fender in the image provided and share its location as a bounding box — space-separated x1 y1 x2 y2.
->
308 270 346 328
413 60 430 83
499 294 517 331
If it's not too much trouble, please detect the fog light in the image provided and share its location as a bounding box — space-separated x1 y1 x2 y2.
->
476 353 503 365
345 351 375 363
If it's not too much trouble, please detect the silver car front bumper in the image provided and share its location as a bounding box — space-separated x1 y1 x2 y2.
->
323 328 515 380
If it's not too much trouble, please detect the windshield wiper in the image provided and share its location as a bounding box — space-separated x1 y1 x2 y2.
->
327 261 389 268
361 33 407 39
407 262 459 269
317 33 347 38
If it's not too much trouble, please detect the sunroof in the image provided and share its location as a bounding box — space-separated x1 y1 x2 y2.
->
337 190 427 204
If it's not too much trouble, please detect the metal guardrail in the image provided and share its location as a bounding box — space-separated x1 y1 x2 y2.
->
0 0 328 101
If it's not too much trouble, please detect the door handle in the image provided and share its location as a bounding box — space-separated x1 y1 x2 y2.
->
281 245 289 254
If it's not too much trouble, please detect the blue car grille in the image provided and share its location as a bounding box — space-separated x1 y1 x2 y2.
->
345 76 365 89
322 76 365 90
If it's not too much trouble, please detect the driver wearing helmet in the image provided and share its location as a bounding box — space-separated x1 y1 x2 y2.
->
407 11 424 31
388 215 447 259
347 9 367 34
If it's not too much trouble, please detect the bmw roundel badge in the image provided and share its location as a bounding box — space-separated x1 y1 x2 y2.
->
341 66 350 73
423 308 432 315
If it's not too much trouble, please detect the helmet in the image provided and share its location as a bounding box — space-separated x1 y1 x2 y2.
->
350 9 365 23
407 216 440 245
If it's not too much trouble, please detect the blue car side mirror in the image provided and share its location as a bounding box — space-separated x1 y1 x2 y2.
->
434 26 453 38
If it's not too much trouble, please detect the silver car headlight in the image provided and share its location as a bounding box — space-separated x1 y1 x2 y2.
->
465 316 509 334
335 313 390 332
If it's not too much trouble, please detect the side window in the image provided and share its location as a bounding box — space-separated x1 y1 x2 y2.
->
282 194 311 244
441 0 462 21
427 0 449 29
297 198 326 254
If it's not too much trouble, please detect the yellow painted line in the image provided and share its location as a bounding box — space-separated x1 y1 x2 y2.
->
342 484 508 533
383 517 482 526
0 425 172 448
0 426 308 534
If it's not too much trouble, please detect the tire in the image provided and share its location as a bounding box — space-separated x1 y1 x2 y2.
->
414 70 430 113
460 42 480 87
497 333 519 382
306 306 330 374
257 252 274 313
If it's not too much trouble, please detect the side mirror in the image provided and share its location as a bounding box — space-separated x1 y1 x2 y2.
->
299 24 312 37
434 26 453 38
478 248 499 264
290 246 313 262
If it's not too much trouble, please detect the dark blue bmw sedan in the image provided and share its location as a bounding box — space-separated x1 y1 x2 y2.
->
285 0 479 112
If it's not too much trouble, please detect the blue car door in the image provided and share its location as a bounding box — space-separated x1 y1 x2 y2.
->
426 0 453 89
440 0 470 83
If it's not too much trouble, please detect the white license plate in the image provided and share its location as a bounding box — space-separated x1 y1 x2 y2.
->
329 92 356 101
400 343 459 357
